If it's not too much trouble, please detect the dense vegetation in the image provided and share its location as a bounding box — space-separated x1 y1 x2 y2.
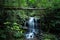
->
0 0 60 40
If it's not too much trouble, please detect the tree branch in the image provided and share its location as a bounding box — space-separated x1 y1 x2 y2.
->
2 7 46 10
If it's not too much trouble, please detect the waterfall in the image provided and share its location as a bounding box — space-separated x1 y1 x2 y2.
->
29 17 35 32
25 17 39 39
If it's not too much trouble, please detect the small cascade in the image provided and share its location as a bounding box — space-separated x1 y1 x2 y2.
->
25 17 39 40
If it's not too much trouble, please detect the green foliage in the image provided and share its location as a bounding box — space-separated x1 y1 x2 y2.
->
43 33 58 40
0 0 60 40
4 22 25 39
0 30 7 40
11 22 25 39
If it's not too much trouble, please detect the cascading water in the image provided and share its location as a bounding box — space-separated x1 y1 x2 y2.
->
25 17 39 40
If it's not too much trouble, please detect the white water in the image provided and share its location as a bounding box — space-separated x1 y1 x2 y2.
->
25 17 37 39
